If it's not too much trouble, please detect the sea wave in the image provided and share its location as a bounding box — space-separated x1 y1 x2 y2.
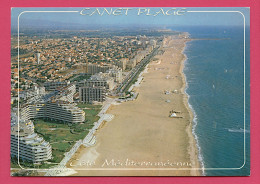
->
226 128 250 133
183 52 206 176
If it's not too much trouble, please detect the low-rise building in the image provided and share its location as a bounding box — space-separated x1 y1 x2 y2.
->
19 86 46 100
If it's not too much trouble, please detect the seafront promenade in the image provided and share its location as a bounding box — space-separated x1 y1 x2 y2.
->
44 98 116 176
67 34 201 176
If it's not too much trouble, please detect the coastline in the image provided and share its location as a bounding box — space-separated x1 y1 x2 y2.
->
180 41 202 176
67 34 201 176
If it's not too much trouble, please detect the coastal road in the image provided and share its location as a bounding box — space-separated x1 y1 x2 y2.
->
115 46 160 94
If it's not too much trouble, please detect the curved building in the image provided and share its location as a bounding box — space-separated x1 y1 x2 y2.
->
20 84 85 124
21 101 85 124
11 119 52 163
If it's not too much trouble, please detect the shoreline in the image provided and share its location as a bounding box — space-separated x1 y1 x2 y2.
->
67 34 201 176
179 42 202 176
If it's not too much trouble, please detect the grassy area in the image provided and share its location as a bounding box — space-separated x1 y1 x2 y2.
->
11 104 102 169
70 74 91 82
11 157 57 169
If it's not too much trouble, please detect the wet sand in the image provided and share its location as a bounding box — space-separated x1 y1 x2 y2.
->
68 35 201 176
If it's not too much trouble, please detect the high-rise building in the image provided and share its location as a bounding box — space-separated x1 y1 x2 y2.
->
55 84 76 102
86 63 111 75
35 52 41 64
79 86 106 103
106 68 123 83
21 101 85 124
150 39 157 49
21 84 85 124
11 117 52 163
126 58 137 70
77 73 115 91
115 58 127 71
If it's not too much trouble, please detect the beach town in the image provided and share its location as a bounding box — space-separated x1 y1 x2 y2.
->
66 33 201 176
11 29 201 176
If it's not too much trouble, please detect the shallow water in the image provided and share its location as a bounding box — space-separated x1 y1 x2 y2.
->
172 25 250 176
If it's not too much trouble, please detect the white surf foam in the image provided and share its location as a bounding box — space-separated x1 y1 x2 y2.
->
183 49 206 176
226 128 250 133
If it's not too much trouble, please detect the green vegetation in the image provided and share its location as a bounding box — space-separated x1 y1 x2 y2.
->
11 104 102 169
11 165 39 176
70 74 91 82
11 156 57 170
67 74 77 80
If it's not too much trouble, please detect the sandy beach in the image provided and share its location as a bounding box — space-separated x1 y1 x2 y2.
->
68 34 201 176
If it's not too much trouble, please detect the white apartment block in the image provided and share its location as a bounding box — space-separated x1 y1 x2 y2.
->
21 101 85 124
20 84 85 124
11 118 52 163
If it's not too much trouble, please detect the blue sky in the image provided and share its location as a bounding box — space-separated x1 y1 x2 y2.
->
11 7 250 28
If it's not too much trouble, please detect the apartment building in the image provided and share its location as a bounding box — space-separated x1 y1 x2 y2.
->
115 58 127 71
79 86 106 103
106 67 123 83
44 81 70 91
86 63 111 75
21 101 85 124
77 73 115 91
20 84 85 124
11 117 52 163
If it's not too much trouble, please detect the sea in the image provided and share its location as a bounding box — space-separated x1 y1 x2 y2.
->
169 25 250 176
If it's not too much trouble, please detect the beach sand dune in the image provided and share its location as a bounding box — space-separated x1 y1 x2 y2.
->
68 35 201 176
